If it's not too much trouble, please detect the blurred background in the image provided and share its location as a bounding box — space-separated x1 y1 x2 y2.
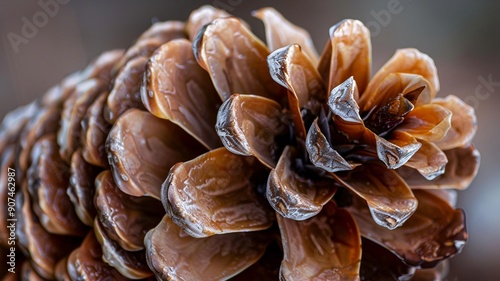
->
1 0 499 279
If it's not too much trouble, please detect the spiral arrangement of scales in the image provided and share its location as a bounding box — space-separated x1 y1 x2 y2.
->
0 5 479 281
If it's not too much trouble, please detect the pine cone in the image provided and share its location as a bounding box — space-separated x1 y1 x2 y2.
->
0 5 479 281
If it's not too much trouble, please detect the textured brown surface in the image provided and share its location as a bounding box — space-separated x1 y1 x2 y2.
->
1 1 498 279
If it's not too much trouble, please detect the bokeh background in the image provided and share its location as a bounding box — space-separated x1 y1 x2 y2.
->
1 0 499 279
